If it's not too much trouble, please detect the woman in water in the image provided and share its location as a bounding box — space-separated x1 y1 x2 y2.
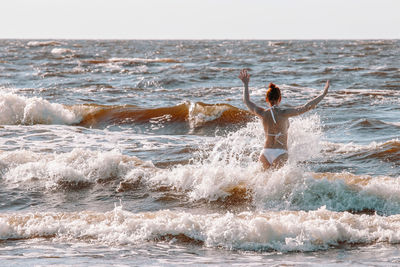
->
238 69 329 169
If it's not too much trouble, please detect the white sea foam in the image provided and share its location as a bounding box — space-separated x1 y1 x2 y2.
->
0 93 80 125
27 41 63 47
51 48 74 55
144 115 322 201
108 57 181 64
0 149 153 189
322 138 400 153
134 115 400 214
1 206 400 252
188 102 230 128
0 112 399 213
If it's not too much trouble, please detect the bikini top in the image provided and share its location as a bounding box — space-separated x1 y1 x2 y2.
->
266 106 284 146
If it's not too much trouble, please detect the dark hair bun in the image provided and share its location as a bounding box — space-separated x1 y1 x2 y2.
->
266 83 281 105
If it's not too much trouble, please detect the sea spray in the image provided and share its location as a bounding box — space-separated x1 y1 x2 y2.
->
2 147 399 214
0 93 80 125
0 149 152 190
147 114 323 202
143 114 400 214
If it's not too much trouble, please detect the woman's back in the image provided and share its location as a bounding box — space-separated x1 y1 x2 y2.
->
238 69 329 169
260 106 290 150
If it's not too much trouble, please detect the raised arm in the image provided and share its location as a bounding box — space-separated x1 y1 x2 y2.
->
284 80 329 117
238 69 265 117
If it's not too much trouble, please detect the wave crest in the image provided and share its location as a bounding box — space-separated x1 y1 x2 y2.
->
78 102 251 128
325 139 400 163
27 41 63 47
84 57 181 65
0 149 152 190
0 93 80 125
2 206 400 252
0 93 251 128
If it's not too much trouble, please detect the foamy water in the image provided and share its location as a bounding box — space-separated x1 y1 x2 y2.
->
0 93 80 125
0 39 399 266
2 205 400 252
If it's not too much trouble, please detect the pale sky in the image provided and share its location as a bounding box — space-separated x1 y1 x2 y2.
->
1 0 399 39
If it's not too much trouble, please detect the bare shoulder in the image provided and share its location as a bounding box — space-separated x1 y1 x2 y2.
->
278 105 300 118
253 105 267 118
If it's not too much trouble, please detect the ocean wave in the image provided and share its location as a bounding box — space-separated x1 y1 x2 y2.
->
132 117 400 214
342 67 366 72
84 57 181 65
0 116 319 198
350 118 400 130
343 40 394 47
27 41 63 47
327 89 400 106
1 118 400 214
78 102 251 128
324 139 400 163
0 93 80 125
364 71 390 77
0 93 251 128
2 206 400 252
0 149 153 190
37 66 88 77
51 48 75 55
2 147 400 214
288 57 309 63
145 163 400 214
333 89 400 97
268 41 287 47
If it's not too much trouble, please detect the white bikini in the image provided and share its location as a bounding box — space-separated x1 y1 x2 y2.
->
261 106 287 165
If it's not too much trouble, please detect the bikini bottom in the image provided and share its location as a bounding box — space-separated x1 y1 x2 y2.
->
261 148 287 165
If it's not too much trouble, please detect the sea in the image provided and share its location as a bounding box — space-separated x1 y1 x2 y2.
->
0 39 399 266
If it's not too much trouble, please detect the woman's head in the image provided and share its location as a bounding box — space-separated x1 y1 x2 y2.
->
266 83 281 106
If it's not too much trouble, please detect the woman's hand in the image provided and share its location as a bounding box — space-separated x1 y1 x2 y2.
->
323 80 330 95
238 69 250 85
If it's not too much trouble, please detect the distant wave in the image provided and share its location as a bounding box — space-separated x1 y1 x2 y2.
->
328 89 400 106
84 57 181 65
342 67 366 72
268 41 288 47
333 89 399 97
51 48 75 55
27 41 63 47
343 40 394 47
324 139 400 163
350 118 400 129
2 206 400 252
364 71 389 77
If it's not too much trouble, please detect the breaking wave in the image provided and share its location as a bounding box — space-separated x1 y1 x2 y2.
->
1 116 400 215
2 206 400 252
0 93 251 129
27 41 63 47
78 102 251 128
0 93 80 125
324 139 400 163
0 149 153 190
84 57 181 65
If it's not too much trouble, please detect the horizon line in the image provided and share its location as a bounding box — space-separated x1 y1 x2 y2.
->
1 37 399 41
